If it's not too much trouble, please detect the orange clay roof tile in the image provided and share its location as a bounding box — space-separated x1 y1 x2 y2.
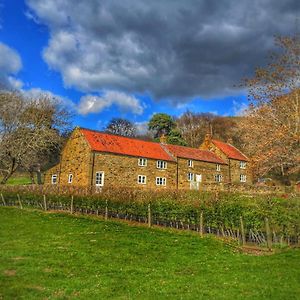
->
80 128 175 162
164 144 227 164
212 139 248 161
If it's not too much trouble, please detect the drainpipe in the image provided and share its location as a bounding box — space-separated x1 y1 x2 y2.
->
176 157 179 190
228 159 231 184
90 152 95 186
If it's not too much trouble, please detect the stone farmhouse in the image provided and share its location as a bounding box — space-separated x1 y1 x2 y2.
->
44 127 251 190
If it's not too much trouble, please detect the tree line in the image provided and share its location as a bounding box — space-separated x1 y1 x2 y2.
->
0 34 299 184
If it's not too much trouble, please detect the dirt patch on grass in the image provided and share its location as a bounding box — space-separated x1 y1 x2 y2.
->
11 256 26 261
4 269 16 276
239 246 273 256
43 268 52 273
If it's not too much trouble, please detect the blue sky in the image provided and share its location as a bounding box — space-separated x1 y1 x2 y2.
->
0 0 297 132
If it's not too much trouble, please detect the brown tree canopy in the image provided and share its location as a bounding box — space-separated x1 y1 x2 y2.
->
176 111 240 148
240 35 300 180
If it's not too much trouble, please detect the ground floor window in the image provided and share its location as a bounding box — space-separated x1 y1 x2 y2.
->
68 174 73 184
95 171 104 186
156 177 166 186
187 173 194 181
215 174 222 182
51 174 57 184
240 174 247 182
137 175 147 184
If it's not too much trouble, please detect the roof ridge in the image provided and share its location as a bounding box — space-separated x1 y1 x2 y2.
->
79 127 158 145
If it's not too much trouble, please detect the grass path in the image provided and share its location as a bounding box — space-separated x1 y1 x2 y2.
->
0 207 299 299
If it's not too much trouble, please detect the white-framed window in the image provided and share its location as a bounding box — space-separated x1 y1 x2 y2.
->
187 172 194 181
215 174 222 182
137 175 147 185
240 161 246 169
216 164 221 171
240 174 247 182
95 171 104 186
156 177 166 186
188 159 193 167
157 160 167 169
138 158 147 167
51 174 57 185
68 174 73 184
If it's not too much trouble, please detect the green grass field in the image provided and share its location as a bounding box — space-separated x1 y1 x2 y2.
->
0 207 299 299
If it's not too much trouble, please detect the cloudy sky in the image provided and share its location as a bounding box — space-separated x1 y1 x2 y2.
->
0 0 299 131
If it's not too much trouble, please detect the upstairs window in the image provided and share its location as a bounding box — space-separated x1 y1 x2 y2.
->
216 164 221 171
95 171 104 186
240 161 246 169
156 177 166 186
138 158 147 167
68 174 73 184
137 175 147 185
157 160 167 169
240 174 247 182
187 173 194 181
188 160 193 167
215 174 222 182
51 174 57 185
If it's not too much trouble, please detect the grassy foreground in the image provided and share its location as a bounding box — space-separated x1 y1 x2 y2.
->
0 208 299 299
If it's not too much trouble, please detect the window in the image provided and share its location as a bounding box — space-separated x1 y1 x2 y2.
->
216 164 221 171
240 174 247 182
187 173 194 181
137 175 147 184
240 161 246 169
215 174 222 182
51 174 57 184
68 174 73 184
157 160 167 169
188 160 193 167
95 171 104 186
138 158 147 166
156 177 166 186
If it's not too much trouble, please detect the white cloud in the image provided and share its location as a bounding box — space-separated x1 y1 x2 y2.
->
232 100 248 116
78 90 144 115
135 121 148 135
0 42 23 89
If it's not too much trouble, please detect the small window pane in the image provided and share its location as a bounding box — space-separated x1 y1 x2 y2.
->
51 174 57 184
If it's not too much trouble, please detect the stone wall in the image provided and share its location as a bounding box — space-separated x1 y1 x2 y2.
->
177 157 229 190
92 152 177 189
44 128 92 186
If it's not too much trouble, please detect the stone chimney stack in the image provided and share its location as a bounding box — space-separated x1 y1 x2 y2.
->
159 133 167 144
200 133 212 150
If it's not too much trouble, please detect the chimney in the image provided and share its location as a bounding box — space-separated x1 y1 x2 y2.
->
160 133 167 144
200 133 212 150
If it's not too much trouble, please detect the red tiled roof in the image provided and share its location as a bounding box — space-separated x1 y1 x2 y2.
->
212 139 248 161
80 128 175 161
164 144 227 164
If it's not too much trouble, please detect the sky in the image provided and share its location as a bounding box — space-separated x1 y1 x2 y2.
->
0 0 299 133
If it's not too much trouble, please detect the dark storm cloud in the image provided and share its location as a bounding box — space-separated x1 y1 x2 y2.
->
26 0 300 102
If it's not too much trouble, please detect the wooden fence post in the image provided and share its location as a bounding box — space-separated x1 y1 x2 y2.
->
1 193 6 206
240 216 246 246
265 217 272 250
17 194 23 209
105 200 108 221
148 203 152 228
70 195 74 214
43 195 47 211
199 211 204 237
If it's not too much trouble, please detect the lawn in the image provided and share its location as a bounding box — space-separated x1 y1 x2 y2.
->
0 207 299 299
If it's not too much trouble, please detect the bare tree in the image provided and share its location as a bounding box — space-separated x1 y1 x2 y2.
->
105 118 137 137
0 91 71 184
